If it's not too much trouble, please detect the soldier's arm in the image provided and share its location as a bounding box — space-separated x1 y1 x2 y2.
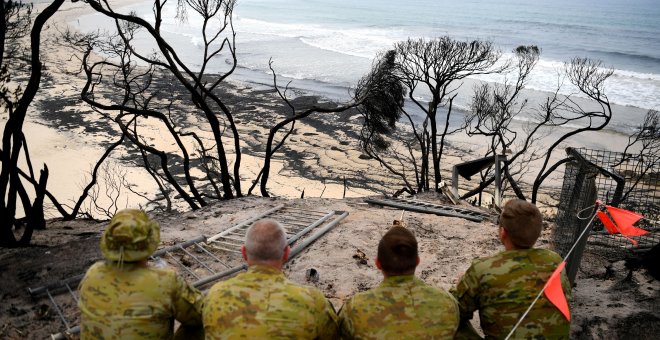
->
337 298 354 340
172 274 204 327
315 291 339 340
450 262 480 322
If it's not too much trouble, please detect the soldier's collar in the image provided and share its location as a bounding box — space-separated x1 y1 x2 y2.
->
381 274 416 286
248 264 284 275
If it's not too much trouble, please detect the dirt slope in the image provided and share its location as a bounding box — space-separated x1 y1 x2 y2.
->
1 194 658 339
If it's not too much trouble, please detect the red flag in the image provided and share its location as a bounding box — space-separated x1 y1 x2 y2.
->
597 206 647 246
597 210 620 235
543 261 570 321
606 206 647 236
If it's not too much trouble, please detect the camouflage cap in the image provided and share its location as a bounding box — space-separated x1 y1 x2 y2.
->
100 209 160 262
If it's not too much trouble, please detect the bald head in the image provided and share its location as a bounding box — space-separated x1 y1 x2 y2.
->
244 219 288 263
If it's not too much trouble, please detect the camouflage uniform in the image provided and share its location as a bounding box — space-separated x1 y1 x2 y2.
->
338 275 460 339
79 262 203 339
203 265 338 339
451 248 571 339
78 209 204 339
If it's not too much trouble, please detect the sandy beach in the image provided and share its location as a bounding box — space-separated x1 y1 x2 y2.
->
7 0 406 214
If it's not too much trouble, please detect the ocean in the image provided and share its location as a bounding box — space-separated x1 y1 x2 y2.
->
72 0 660 135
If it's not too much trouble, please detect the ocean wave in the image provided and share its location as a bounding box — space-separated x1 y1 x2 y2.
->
234 16 399 59
108 0 660 113
472 53 660 110
494 17 599 33
579 48 660 67
299 36 388 59
233 17 660 84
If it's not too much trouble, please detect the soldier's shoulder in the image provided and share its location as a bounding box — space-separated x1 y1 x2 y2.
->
206 275 235 293
80 261 107 282
532 248 562 261
470 252 505 267
289 281 326 298
147 264 178 276
469 251 522 274
416 282 458 303
85 261 106 271
342 283 385 305
420 282 451 295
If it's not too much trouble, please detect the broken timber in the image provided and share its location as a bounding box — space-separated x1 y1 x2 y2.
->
29 205 348 339
452 155 508 208
365 197 492 222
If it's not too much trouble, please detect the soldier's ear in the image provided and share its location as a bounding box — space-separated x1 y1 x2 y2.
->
241 245 248 262
375 257 383 270
416 256 420 266
282 245 291 262
498 225 505 239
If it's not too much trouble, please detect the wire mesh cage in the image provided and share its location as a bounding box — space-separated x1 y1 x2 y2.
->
554 147 660 258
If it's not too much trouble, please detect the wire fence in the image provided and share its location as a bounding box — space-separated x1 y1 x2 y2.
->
554 147 660 259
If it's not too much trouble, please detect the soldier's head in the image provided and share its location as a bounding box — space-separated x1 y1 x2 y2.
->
376 227 419 277
242 219 289 268
498 199 543 249
100 209 160 263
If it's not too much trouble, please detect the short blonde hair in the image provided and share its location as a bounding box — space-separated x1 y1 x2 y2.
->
499 199 543 248
245 219 287 262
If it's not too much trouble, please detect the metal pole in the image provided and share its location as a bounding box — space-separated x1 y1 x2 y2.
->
364 198 484 222
192 264 248 288
151 235 207 258
494 155 505 208
288 212 348 259
29 273 85 297
208 205 284 242
286 211 335 245
46 290 70 331
51 326 79 340
452 165 459 199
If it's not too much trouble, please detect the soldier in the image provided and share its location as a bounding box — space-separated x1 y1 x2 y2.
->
338 226 460 339
78 209 203 339
451 199 571 339
203 219 338 339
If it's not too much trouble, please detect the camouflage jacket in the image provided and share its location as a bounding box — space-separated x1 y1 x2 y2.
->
338 275 460 339
450 248 571 339
203 265 338 339
78 261 203 339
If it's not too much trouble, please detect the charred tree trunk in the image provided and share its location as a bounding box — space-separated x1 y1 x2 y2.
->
0 0 65 247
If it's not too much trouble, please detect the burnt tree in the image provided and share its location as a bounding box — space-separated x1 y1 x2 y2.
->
359 37 502 194
0 0 65 247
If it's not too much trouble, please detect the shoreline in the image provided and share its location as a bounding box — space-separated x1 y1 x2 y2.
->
68 0 657 127
7 0 644 219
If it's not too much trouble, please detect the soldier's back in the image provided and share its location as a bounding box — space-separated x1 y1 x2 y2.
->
203 265 337 339
339 275 459 339
454 248 570 339
79 261 196 339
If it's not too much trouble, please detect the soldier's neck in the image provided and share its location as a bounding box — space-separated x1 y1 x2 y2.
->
503 243 532 251
248 261 283 271
382 270 415 279
501 234 517 251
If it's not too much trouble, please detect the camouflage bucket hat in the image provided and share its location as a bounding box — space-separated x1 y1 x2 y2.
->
100 209 160 262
